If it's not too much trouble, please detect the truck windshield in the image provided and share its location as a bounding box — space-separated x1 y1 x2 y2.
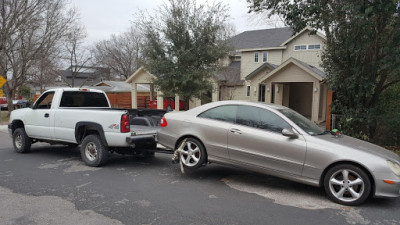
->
60 91 109 107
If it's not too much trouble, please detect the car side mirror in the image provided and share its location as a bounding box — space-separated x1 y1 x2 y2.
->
282 128 298 138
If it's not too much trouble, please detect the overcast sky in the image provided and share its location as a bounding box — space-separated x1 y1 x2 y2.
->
69 0 278 44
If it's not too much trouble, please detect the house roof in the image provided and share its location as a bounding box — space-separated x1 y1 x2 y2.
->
280 27 326 46
259 57 326 82
126 66 156 83
94 81 132 92
215 61 244 86
245 62 278 80
229 27 293 50
92 80 150 93
292 58 326 79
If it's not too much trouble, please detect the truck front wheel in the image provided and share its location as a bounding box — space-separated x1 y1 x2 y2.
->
13 128 31 153
80 134 109 167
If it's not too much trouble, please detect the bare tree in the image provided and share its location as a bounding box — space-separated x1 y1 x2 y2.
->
0 0 77 112
92 26 143 80
63 22 92 87
28 52 61 93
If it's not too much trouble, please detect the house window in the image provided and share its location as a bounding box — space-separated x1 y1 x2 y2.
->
294 45 307 51
262 52 268 62
246 85 250 97
254 52 259 62
308 44 321 50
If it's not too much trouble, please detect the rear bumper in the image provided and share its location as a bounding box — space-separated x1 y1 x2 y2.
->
126 134 158 146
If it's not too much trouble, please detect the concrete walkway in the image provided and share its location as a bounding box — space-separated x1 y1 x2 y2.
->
0 125 8 133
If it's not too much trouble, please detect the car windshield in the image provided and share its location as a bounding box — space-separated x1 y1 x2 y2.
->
277 108 324 136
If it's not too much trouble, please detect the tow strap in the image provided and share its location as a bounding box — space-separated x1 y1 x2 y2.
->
172 138 187 174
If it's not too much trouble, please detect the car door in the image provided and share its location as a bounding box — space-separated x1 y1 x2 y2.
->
227 105 307 176
196 105 238 160
24 91 55 139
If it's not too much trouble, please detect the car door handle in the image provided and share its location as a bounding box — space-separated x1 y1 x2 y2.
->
230 128 242 134
44 113 49 118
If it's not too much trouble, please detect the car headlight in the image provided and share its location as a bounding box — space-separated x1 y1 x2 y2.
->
387 160 400 176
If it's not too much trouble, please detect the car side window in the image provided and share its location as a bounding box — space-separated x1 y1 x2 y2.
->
34 92 55 109
236 106 291 133
198 105 237 123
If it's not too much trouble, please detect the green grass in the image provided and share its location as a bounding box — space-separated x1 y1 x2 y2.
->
0 110 9 124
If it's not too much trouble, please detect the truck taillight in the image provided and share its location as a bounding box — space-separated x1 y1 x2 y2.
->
121 114 130 133
160 116 168 127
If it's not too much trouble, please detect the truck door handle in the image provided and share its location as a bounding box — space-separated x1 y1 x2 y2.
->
230 128 242 134
44 113 49 118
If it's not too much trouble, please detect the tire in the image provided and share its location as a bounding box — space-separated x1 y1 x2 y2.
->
80 134 109 167
323 164 371 206
179 138 207 171
12 128 31 153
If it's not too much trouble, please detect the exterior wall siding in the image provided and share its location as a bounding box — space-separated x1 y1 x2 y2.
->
282 32 324 70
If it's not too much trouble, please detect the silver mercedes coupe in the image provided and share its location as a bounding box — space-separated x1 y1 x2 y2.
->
157 101 400 205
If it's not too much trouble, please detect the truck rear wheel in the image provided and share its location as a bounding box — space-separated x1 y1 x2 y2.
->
80 134 109 167
12 128 31 153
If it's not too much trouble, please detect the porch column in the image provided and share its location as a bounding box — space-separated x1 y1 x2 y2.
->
274 84 284 105
212 82 219 102
189 98 201 109
157 90 163 109
321 84 327 121
150 84 155 100
175 94 180 111
265 82 272 104
311 82 321 122
131 83 137 108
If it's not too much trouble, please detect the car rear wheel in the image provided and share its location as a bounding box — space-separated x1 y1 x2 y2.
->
12 128 31 153
179 138 207 170
324 164 371 206
80 134 109 167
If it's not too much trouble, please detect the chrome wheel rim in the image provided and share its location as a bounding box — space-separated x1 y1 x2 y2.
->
85 142 98 161
181 141 201 167
329 169 364 203
15 134 23 149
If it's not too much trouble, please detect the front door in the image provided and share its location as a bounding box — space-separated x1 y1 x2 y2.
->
25 91 55 139
228 105 307 176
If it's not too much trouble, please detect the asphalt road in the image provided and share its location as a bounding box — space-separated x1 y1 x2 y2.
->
0 128 399 225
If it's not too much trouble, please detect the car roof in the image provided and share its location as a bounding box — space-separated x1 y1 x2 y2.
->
185 100 289 115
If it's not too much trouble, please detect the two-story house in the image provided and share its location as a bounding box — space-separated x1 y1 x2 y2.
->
217 27 328 123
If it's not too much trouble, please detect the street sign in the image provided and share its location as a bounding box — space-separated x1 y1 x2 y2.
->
0 89 3 97
0 75 6 88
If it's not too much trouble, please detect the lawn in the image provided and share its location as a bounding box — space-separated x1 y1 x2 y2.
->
1 110 9 125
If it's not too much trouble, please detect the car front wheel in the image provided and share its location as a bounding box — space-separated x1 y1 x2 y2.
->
324 164 371 206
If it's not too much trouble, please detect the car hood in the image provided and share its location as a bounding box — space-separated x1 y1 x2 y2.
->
312 134 400 162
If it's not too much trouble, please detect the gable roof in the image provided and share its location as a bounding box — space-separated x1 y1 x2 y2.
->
215 61 244 86
126 67 156 83
292 58 326 79
280 27 326 46
245 62 278 80
259 57 326 82
229 27 293 50
94 81 131 92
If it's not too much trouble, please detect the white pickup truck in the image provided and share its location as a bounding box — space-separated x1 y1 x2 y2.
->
8 88 166 166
